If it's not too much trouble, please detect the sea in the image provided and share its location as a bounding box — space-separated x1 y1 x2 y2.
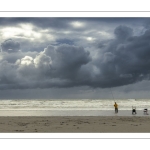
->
0 99 150 116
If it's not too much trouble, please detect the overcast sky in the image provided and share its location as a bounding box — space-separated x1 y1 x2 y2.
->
0 17 150 99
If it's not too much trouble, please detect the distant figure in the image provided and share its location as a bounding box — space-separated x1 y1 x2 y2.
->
144 108 148 115
132 106 137 115
114 102 118 113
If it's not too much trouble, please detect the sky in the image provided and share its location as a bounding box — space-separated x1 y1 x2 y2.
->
0 17 150 99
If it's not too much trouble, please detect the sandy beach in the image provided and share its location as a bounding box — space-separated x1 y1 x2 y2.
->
0 116 150 133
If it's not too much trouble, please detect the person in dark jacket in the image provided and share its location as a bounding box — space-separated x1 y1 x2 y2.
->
132 106 137 115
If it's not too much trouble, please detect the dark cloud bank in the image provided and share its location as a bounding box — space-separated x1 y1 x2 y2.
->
1 23 150 90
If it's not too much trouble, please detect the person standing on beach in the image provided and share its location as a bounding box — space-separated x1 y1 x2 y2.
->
114 102 118 113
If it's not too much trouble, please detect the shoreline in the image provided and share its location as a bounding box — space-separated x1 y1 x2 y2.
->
0 116 150 132
0 110 148 116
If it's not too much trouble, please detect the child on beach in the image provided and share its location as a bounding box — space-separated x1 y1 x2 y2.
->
132 106 137 115
144 108 148 115
114 102 118 113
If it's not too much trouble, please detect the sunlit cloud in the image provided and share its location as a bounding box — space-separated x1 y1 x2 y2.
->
70 21 85 28
20 56 34 66
86 37 95 41
1 23 42 40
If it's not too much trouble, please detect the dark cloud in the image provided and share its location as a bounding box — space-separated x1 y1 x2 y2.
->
0 44 91 89
1 39 21 53
0 61 17 84
56 39 74 45
41 44 91 79
92 25 150 88
114 25 133 41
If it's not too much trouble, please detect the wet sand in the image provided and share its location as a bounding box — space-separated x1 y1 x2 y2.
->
0 116 150 132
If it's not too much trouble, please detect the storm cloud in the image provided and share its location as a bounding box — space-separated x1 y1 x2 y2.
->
0 18 150 91
1 39 21 53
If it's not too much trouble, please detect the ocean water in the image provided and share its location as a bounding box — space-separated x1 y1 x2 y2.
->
0 99 149 116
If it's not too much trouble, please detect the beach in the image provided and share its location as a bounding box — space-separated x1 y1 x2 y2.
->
0 99 150 133
0 116 150 132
